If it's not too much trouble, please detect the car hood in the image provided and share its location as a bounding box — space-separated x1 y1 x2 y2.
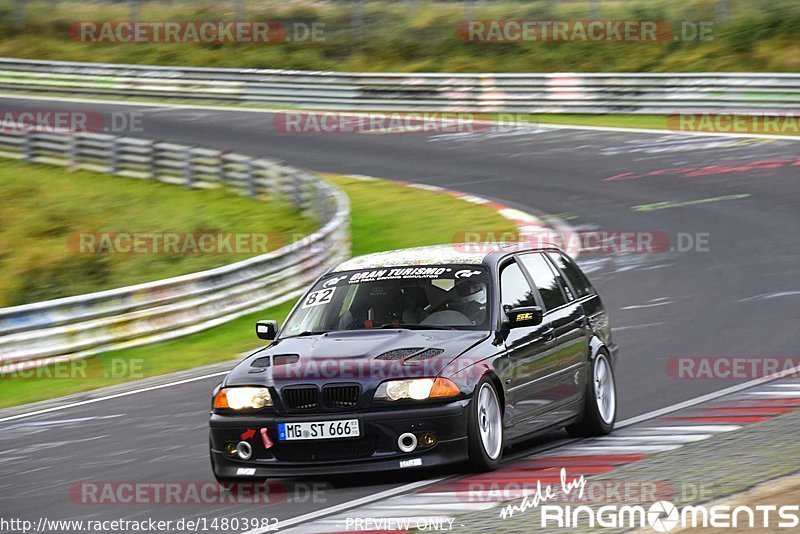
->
224 329 489 386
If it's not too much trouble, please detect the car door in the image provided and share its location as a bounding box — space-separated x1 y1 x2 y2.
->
497 259 562 436
547 251 601 403
518 252 589 409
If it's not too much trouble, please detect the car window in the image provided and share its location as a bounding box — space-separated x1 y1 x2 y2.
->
518 253 569 310
548 252 595 298
281 264 491 334
499 261 537 311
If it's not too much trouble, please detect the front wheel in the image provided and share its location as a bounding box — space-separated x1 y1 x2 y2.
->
467 378 504 471
566 351 617 437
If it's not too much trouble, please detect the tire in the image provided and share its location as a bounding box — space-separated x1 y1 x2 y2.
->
566 351 616 437
467 378 504 472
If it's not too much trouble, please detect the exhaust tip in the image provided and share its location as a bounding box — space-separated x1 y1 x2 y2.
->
236 441 253 460
397 432 418 453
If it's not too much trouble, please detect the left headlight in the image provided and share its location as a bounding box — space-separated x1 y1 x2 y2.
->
374 378 460 401
214 387 273 410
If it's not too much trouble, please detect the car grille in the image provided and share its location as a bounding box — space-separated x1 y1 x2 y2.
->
270 435 379 462
323 384 361 409
282 386 319 410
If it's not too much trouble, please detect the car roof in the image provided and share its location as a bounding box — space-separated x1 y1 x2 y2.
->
331 243 560 272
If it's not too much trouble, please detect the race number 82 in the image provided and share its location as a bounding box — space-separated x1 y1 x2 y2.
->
302 288 335 308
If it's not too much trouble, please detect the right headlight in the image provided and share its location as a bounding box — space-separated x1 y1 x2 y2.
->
374 378 460 401
213 386 273 410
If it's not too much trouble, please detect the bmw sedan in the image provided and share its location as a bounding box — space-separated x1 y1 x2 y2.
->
209 243 618 482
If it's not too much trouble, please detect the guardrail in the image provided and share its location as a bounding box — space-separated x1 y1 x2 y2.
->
0 57 798 113
0 128 350 373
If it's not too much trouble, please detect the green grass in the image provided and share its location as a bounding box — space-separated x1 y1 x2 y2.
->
0 173 518 408
0 0 798 72
0 159 316 307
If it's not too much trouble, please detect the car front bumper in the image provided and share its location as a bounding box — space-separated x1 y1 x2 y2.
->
209 398 471 477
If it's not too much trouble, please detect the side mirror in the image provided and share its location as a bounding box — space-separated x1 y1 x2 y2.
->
505 306 543 328
256 320 279 340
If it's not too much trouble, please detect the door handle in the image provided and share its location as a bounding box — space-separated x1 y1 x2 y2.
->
574 315 586 326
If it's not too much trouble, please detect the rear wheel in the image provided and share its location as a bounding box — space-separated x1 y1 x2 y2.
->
467 379 503 471
566 351 616 437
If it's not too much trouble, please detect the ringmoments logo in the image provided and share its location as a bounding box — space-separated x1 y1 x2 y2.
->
539 501 800 530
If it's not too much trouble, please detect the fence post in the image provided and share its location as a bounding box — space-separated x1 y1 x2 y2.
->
21 131 33 162
12 0 25 31
184 146 194 189
292 172 304 210
147 140 156 179
716 0 729 23
590 0 601 19
351 0 363 51
109 137 119 174
67 134 78 171
246 158 256 197
129 0 141 22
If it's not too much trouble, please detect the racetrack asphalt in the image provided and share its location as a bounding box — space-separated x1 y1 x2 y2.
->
0 98 798 531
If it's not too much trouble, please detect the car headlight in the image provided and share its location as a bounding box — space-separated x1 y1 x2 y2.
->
214 387 273 410
374 378 460 401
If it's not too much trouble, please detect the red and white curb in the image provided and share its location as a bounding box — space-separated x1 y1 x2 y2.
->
343 175 581 259
280 375 800 533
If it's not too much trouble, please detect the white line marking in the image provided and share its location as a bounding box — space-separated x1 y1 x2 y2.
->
254 478 447 534
556 445 682 454
1 92 799 141
621 425 741 433
590 434 713 443
0 371 227 424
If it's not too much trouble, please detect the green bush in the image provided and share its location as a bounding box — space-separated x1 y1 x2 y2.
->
0 0 797 72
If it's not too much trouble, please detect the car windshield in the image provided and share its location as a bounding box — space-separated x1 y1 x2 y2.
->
281 264 491 336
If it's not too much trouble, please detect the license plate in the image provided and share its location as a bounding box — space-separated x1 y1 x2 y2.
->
277 419 360 441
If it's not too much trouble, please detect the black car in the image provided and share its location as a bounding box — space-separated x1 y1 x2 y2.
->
209 243 618 482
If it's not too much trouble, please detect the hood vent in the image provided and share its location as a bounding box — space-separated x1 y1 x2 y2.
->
405 348 445 363
251 356 271 368
274 354 300 366
375 348 424 361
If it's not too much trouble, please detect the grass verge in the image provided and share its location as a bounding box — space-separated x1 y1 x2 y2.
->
0 173 518 408
0 158 316 307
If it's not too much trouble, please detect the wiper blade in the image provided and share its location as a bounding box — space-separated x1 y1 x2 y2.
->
285 330 332 338
378 323 457 330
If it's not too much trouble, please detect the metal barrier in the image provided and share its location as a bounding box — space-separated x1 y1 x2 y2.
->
0 57 798 113
0 128 350 373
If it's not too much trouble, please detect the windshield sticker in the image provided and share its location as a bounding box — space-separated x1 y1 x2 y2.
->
319 265 488 289
302 287 336 308
347 267 451 283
